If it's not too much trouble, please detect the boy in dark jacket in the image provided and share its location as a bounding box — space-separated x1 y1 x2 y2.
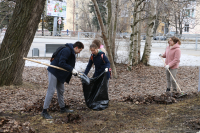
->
41 41 84 119
84 44 110 80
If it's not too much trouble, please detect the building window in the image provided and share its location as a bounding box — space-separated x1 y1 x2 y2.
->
76 13 78 19
76 1 78 8
185 9 190 17
131 18 133 23
184 24 189 32
82 1 84 8
191 8 194 17
76 24 78 31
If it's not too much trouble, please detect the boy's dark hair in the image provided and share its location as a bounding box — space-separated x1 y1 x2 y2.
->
73 41 84 49
90 43 98 49
92 39 101 48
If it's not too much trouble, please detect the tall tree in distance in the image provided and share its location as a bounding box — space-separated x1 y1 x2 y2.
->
0 0 46 86
89 0 107 31
44 16 64 35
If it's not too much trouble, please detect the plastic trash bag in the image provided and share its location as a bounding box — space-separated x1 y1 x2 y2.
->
82 72 109 111
78 72 90 85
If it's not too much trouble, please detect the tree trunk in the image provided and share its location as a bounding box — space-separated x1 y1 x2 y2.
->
137 4 142 63
132 1 141 66
112 0 119 62
141 0 156 65
107 0 113 58
0 0 46 86
92 0 117 78
128 0 138 70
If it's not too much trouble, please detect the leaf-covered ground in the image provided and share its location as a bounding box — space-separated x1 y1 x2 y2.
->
0 57 200 132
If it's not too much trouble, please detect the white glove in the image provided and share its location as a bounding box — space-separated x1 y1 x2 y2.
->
105 68 108 72
159 54 163 57
165 65 169 70
72 69 78 76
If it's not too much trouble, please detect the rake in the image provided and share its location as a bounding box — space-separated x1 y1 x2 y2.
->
160 56 187 98
23 57 90 85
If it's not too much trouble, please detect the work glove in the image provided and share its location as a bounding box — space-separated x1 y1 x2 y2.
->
105 68 108 72
159 54 163 57
72 69 78 76
165 65 169 70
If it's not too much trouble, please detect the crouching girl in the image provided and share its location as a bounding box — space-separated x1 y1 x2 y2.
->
84 44 110 82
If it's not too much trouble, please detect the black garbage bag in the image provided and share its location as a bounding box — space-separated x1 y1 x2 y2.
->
82 72 109 111
78 72 90 85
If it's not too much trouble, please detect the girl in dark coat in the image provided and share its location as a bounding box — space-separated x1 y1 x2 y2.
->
84 44 110 80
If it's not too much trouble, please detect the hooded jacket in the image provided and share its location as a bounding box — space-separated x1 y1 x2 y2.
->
84 51 110 79
47 43 75 84
162 43 181 69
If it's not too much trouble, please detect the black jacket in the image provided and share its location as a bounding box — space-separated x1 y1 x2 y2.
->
84 51 110 79
47 44 75 84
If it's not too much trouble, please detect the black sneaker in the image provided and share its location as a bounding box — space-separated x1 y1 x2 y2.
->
166 88 170 92
41 112 53 119
60 108 74 113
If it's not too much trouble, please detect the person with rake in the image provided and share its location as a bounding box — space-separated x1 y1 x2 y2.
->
159 36 181 92
41 41 84 119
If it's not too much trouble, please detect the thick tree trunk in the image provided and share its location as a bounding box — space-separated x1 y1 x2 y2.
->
92 0 117 78
141 0 156 65
0 0 46 86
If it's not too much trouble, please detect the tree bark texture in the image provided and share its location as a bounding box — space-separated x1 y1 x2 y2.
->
132 1 140 66
106 0 113 59
137 4 142 63
112 0 119 61
128 0 139 70
141 0 156 65
0 0 46 86
92 0 117 78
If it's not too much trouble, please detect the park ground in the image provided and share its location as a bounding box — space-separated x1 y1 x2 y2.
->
0 58 200 133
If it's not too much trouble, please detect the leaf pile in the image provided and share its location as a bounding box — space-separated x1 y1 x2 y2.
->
0 117 35 133
123 92 199 104
23 96 79 114
55 114 83 124
185 119 200 130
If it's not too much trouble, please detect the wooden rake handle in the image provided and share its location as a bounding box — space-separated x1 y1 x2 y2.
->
160 56 182 92
23 58 84 76
23 57 68 72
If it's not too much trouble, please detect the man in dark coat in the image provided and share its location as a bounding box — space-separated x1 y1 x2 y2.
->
41 41 84 119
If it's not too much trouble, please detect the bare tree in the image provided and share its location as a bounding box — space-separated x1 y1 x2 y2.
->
77 0 93 32
164 0 200 35
91 0 117 78
141 0 157 65
0 0 46 86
